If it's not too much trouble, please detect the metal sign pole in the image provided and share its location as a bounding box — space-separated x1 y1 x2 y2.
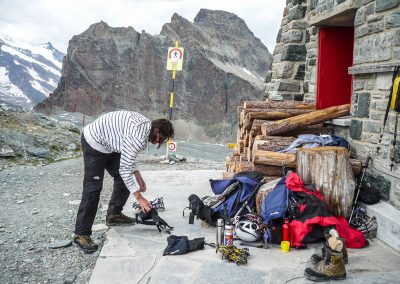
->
166 40 179 160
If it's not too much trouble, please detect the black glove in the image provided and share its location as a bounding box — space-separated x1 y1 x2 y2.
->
163 235 205 256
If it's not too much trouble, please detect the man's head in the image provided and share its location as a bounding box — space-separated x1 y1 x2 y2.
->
149 119 174 149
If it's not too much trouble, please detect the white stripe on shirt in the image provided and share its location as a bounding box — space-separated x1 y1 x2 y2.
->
83 111 151 193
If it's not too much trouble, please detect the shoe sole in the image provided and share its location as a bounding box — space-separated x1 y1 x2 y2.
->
73 241 98 254
106 222 135 226
304 271 346 282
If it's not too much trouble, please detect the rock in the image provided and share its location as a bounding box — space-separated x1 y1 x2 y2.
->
49 240 72 249
67 143 77 151
92 224 108 231
63 193 71 197
26 147 52 159
68 200 81 206
16 200 25 204
0 145 15 157
35 11 272 126
32 211 39 215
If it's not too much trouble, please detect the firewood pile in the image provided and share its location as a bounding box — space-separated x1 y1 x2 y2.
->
224 101 362 182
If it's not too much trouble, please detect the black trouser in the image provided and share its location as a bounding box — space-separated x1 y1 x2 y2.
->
74 134 131 236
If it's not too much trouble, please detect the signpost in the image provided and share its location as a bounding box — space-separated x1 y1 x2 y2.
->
165 41 184 159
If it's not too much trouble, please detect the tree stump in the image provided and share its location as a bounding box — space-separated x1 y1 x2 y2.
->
296 146 355 217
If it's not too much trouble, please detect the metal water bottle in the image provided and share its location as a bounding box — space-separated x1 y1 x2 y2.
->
216 219 224 247
282 218 290 242
223 221 233 246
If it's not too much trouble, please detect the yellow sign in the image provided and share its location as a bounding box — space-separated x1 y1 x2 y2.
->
166 47 184 71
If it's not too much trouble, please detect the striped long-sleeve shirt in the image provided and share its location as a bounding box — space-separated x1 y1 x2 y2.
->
83 111 151 193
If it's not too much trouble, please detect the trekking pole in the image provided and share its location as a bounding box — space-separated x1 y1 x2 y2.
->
377 66 400 153
390 112 399 171
349 156 371 224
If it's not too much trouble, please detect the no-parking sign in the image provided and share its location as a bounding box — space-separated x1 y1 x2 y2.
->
168 141 177 152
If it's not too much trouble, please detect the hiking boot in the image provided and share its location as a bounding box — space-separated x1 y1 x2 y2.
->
106 213 135 226
304 248 346 282
73 235 98 253
310 239 348 265
310 244 326 265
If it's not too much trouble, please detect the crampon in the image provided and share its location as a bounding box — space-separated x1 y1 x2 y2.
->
216 244 250 265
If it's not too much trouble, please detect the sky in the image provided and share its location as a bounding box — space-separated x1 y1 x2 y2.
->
0 0 285 54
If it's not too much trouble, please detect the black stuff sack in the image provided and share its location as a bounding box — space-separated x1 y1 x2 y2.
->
163 235 205 256
359 187 380 205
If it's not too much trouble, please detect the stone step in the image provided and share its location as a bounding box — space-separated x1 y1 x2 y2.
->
365 201 400 252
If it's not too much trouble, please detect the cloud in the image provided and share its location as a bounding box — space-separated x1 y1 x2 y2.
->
0 0 285 53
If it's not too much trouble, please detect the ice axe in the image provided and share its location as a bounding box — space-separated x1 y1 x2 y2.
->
349 156 371 224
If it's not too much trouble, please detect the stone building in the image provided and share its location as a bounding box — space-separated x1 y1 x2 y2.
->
266 0 400 249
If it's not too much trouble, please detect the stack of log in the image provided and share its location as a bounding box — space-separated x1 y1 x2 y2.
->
224 101 362 181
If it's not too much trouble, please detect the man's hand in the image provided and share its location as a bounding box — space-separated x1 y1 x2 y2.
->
134 171 147 192
133 191 152 212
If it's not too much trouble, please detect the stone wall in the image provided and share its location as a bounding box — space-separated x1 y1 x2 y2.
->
267 0 400 209
349 0 400 208
264 0 308 101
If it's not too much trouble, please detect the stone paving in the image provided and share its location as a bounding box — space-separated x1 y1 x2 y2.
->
90 170 400 284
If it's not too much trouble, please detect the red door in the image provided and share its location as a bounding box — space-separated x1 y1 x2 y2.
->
317 27 354 109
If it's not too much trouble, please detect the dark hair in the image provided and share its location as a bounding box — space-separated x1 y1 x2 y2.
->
151 119 174 139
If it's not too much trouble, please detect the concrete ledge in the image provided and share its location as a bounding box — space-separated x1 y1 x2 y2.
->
324 116 351 127
365 201 400 252
348 61 400 74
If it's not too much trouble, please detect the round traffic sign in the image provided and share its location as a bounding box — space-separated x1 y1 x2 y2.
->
168 142 177 151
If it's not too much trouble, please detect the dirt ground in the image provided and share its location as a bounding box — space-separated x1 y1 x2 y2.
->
0 152 226 284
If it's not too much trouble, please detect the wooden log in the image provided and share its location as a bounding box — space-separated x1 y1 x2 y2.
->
249 119 265 137
247 145 252 161
252 163 284 176
223 172 236 179
243 109 314 130
285 125 333 137
350 159 362 176
253 150 296 167
255 136 296 151
243 100 316 110
238 161 252 172
297 146 355 217
262 176 282 183
261 104 350 136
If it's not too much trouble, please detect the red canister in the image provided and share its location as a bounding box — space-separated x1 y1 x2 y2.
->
282 218 290 242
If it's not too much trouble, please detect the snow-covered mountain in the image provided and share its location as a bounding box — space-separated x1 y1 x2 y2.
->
0 34 64 108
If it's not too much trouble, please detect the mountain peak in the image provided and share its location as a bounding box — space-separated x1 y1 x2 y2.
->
0 33 65 108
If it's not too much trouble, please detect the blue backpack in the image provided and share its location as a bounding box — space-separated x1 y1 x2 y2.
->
210 175 261 218
260 176 289 224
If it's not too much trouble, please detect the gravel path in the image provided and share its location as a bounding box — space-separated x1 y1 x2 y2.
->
0 151 227 283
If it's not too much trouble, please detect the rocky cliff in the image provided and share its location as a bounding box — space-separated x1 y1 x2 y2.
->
35 9 272 126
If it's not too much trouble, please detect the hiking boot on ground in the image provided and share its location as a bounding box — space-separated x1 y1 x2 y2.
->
106 213 135 226
310 238 348 265
305 248 346 282
73 235 98 253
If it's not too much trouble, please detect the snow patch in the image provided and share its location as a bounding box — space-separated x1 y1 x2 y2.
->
1 45 60 76
0 67 30 102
